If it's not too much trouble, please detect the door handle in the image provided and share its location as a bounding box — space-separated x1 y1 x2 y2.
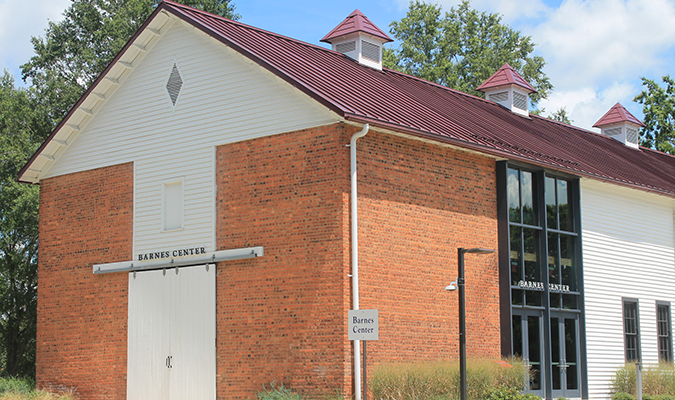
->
166 355 173 368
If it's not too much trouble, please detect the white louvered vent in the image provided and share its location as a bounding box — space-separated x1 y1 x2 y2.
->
513 92 527 110
627 128 639 144
361 41 381 62
336 41 356 54
489 91 509 103
605 127 622 137
166 64 183 106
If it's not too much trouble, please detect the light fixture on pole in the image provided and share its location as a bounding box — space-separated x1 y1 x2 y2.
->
452 247 494 400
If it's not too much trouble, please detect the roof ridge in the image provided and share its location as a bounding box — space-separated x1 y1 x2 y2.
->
529 113 600 136
641 145 675 160
162 1 343 57
382 67 496 105
163 1 497 110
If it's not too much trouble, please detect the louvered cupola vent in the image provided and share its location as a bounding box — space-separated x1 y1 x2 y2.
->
489 92 509 103
321 9 393 71
477 63 537 117
166 64 183 106
336 41 356 54
627 127 639 144
593 103 644 150
361 41 381 62
513 92 527 111
605 127 621 136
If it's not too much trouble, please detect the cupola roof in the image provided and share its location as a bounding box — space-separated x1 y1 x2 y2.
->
593 102 644 128
477 63 536 94
320 9 393 43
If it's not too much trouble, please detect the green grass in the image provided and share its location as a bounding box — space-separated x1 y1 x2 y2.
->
0 378 77 400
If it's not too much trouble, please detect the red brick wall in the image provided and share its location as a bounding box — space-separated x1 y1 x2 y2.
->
216 124 354 399
37 163 133 399
215 123 500 399
357 131 500 364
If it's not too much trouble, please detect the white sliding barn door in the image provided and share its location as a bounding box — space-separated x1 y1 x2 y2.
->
128 265 216 400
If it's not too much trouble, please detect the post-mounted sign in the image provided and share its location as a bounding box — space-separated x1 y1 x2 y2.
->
348 309 379 341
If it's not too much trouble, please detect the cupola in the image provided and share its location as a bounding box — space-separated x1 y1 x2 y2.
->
477 63 537 117
321 9 393 70
593 103 644 150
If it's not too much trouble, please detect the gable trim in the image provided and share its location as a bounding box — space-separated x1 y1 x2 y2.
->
18 6 175 184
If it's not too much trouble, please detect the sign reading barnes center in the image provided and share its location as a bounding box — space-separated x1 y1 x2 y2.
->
517 280 571 293
348 309 379 341
137 246 207 261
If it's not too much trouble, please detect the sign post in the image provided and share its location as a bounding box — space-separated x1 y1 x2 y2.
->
349 309 379 400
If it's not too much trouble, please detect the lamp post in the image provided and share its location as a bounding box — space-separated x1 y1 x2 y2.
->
451 247 494 400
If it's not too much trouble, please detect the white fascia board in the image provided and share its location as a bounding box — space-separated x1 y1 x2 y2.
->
93 246 263 274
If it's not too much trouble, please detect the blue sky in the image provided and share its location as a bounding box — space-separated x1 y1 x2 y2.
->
2 0 675 131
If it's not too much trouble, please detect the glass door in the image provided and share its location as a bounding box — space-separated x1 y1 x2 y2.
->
513 310 545 397
551 312 581 399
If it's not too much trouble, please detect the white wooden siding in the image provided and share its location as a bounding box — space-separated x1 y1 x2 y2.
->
581 179 675 399
43 19 339 257
127 265 216 400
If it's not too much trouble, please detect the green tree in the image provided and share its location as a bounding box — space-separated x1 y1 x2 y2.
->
22 0 240 136
384 0 552 106
634 75 675 154
0 72 42 378
4 0 240 378
549 107 573 125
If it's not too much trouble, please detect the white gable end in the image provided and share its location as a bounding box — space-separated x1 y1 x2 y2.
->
41 17 339 258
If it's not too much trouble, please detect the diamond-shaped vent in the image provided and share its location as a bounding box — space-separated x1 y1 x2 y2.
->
166 64 183 106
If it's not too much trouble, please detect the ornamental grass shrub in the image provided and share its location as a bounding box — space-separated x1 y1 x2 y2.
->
369 358 529 400
612 363 675 398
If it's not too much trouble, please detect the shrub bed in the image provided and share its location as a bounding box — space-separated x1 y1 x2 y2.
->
612 363 675 399
369 358 531 400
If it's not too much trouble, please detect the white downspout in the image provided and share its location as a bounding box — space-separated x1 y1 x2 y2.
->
350 123 369 400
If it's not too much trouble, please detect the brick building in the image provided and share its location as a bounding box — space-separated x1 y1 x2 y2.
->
19 2 675 399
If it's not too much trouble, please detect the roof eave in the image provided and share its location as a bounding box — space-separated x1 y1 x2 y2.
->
343 114 675 199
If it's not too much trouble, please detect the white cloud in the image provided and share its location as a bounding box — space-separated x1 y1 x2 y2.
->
0 0 71 80
539 81 640 131
395 0 551 22
465 0 550 21
533 0 675 89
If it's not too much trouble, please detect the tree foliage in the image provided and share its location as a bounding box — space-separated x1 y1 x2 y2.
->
0 72 42 378
549 107 573 125
384 0 552 106
634 75 675 154
21 0 240 135
2 0 240 378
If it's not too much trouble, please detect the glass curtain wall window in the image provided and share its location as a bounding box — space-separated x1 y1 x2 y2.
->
500 163 585 400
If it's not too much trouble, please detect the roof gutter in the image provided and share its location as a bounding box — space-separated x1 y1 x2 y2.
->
342 114 675 199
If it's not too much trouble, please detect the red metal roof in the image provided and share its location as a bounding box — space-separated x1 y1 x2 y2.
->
320 9 393 43
21 1 675 198
477 63 537 93
593 102 645 128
